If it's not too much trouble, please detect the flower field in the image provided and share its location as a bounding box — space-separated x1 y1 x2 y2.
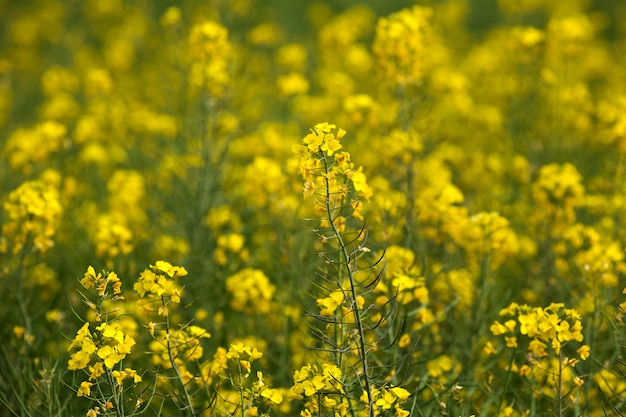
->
1 0 626 416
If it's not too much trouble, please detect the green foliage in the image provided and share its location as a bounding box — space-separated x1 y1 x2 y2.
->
1 0 626 416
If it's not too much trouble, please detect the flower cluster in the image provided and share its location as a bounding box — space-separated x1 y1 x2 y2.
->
453 211 521 269
134 260 187 315
67 266 140 411
3 1 626 416
206 343 284 415
293 122 372 232
226 342 264 376
187 20 232 98
225 268 276 314
289 363 346 415
372 245 433 330
487 302 590 405
372 5 432 87
148 324 210 384
91 213 134 261
489 302 589 360
4 121 67 173
1 177 62 255
531 163 584 226
360 386 411 417
80 266 122 300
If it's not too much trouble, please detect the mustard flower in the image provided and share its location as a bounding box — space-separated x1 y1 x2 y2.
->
275 43 307 71
373 5 432 86
67 323 97 370
81 268 121 297
295 123 372 235
77 381 93 397
159 6 181 28
2 178 62 254
290 363 344 400
316 290 344 316
134 261 186 314
96 345 125 369
484 342 497 356
187 20 231 98
4 121 66 173
577 345 590 360
88 362 104 380
426 355 459 380
225 268 275 314
80 266 102 290
92 213 134 259
277 72 310 97
151 260 188 278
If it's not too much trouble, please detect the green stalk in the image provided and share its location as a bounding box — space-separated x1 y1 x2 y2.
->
237 364 245 417
162 295 195 416
496 342 519 416
557 350 563 417
320 152 374 416
105 366 124 417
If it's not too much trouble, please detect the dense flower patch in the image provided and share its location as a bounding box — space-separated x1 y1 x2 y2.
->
1 0 625 416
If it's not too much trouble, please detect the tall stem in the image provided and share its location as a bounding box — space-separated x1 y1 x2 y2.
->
321 153 374 416
557 350 563 417
162 296 195 416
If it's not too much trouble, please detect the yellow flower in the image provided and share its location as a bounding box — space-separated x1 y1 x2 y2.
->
518 312 540 338
277 72 310 97
97 345 124 368
505 336 518 348
88 362 104 380
577 344 590 360
116 335 136 355
86 407 100 417
77 381 92 397
389 387 410 400
303 130 324 151
317 291 344 316
499 405 514 417
261 388 284 404
490 321 509 336
573 376 584 387
519 364 531 376
398 333 411 348
323 396 337 407
13 326 25 339
68 350 92 370
395 406 410 417
484 341 497 355
111 370 127 386
152 260 188 278
97 322 124 344
67 323 92 351
528 339 548 357
375 389 396 409
125 368 142 383
81 266 101 289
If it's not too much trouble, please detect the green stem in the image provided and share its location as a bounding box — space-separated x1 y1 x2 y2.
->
237 363 245 417
104 365 124 417
496 343 519 416
321 153 374 416
15 235 34 340
162 296 195 416
557 350 563 417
